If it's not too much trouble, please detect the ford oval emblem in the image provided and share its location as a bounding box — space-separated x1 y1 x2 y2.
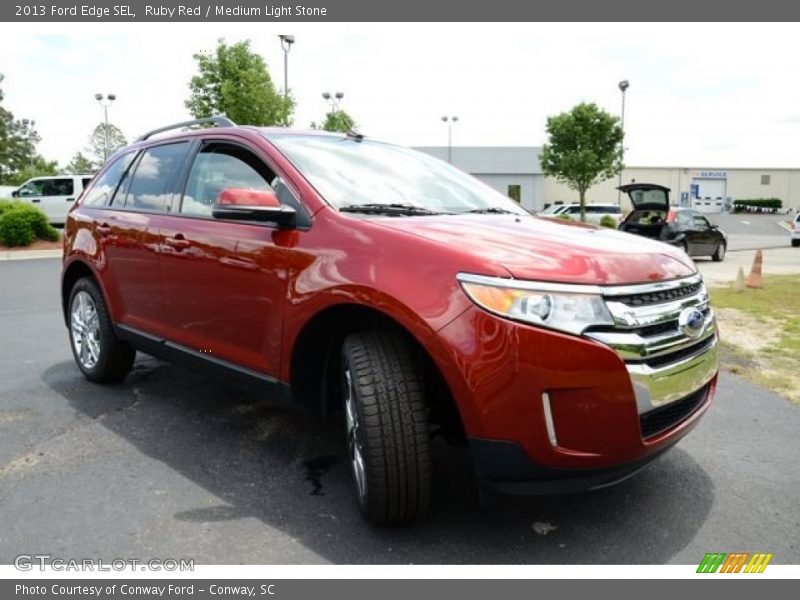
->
678 307 705 339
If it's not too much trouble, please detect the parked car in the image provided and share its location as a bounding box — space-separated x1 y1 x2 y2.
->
791 212 800 247
539 204 568 216
617 184 727 261
61 118 719 525
11 174 94 225
541 202 623 225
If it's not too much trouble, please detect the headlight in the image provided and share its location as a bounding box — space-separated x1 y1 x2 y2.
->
457 273 614 335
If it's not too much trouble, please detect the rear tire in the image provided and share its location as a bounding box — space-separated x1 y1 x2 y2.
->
712 241 726 262
792 239 800 248
341 330 432 526
68 277 135 383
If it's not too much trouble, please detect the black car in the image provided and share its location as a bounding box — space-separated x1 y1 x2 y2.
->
618 183 727 261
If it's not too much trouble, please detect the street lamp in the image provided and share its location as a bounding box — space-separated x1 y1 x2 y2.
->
441 116 459 164
617 79 629 204
322 91 344 111
21 118 36 168
94 93 116 162
278 34 295 125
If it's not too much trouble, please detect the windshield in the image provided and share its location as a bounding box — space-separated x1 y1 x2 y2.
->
540 205 566 215
267 134 529 216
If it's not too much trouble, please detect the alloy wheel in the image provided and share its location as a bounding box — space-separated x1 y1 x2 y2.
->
70 291 101 369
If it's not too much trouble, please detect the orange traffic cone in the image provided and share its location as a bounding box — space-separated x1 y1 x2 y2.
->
745 249 763 289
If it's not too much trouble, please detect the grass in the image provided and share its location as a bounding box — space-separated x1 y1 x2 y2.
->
710 275 800 404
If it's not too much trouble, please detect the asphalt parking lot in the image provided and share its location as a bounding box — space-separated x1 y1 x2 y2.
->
1 258 798 565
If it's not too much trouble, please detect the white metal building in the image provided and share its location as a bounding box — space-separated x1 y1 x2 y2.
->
415 146 800 213
413 146 544 212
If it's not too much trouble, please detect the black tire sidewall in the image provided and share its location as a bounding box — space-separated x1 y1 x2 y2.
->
68 278 120 381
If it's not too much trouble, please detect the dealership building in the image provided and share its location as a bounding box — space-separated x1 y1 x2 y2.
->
415 146 800 214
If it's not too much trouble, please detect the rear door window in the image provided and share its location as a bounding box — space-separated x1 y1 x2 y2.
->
123 143 190 212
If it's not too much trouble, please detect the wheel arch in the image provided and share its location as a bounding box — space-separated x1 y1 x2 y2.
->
288 302 467 444
61 258 104 326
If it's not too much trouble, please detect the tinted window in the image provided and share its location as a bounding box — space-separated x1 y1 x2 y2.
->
181 143 275 216
82 153 135 207
691 212 711 229
124 143 189 212
567 206 581 214
18 178 74 197
586 205 620 214
81 177 93 189
675 211 693 228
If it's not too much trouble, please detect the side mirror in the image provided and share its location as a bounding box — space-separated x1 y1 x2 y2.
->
11 190 19 198
212 188 296 228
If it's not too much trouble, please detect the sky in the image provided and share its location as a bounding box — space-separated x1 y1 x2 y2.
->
1 22 799 168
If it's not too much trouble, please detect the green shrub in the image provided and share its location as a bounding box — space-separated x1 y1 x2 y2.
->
0 203 60 247
732 198 782 212
15 205 60 241
0 210 36 247
599 215 618 228
557 213 572 221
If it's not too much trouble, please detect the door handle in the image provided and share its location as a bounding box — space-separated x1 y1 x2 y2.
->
165 234 191 250
31 199 41 203
96 223 113 237
66 197 75 202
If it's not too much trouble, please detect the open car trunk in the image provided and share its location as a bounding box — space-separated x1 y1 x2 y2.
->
617 183 671 240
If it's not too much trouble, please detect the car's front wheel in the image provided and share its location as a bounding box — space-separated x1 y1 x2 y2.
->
341 330 432 525
68 277 135 383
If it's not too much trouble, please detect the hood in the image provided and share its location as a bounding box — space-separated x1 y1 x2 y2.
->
374 214 696 285
618 183 671 210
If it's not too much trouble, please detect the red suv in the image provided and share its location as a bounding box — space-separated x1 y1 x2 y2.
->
62 118 719 525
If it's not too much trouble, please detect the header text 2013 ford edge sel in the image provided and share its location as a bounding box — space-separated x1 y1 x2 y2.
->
61 117 719 525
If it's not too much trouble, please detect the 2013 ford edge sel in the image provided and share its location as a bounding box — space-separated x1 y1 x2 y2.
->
61 117 719 525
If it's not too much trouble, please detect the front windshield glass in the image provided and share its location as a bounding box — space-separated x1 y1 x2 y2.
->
267 134 529 216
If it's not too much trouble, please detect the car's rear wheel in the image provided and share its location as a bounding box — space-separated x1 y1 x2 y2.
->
341 330 431 525
68 277 135 383
792 239 800 248
712 241 726 262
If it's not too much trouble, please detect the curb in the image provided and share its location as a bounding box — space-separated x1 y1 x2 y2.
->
0 249 63 261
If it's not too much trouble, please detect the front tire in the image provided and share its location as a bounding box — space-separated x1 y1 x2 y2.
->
712 241 726 262
68 277 135 383
341 330 431 525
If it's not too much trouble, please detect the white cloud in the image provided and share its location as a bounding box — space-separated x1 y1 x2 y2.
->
1 22 799 168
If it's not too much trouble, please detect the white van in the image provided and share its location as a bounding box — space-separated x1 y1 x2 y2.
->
11 175 94 225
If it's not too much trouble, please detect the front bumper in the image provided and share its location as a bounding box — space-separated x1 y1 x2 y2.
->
435 275 718 493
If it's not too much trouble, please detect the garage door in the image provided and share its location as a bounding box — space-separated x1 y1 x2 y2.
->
691 178 725 213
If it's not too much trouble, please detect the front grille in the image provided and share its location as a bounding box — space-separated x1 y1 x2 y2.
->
639 384 708 438
612 281 703 307
635 336 715 369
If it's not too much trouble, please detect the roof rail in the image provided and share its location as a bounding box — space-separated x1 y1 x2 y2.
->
136 116 236 142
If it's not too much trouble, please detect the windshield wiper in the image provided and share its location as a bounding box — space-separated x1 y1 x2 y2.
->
461 207 516 215
339 203 444 216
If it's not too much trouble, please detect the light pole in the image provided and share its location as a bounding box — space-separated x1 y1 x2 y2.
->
94 93 116 162
21 118 36 168
278 35 295 125
441 116 459 164
617 80 629 204
322 91 344 112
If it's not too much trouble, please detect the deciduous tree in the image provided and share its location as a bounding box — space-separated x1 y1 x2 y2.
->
540 103 623 222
